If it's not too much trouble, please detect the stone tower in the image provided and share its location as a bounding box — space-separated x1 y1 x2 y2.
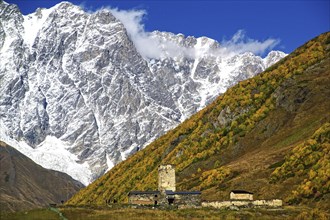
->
158 164 176 192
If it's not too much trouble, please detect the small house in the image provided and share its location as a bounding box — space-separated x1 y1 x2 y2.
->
230 190 253 201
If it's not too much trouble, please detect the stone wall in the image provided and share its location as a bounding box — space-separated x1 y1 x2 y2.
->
174 194 201 206
158 165 176 192
202 199 282 209
230 192 253 201
252 199 282 207
128 194 158 205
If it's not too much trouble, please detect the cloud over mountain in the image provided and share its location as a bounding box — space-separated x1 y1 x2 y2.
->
108 8 280 59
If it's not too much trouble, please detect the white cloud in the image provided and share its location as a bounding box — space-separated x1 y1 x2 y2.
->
109 8 145 38
220 29 280 56
109 8 194 59
95 7 280 59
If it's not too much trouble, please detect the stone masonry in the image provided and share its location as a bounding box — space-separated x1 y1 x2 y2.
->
158 165 176 193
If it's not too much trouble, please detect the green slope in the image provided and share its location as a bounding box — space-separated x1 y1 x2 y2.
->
67 32 330 209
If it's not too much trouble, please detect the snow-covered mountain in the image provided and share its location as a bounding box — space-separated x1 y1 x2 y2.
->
0 1 286 185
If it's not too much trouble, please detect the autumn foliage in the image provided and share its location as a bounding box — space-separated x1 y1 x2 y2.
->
67 32 330 206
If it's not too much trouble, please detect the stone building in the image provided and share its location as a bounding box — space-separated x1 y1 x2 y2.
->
230 190 253 201
128 165 201 207
128 191 160 205
158 164 176 192
164 190 201 206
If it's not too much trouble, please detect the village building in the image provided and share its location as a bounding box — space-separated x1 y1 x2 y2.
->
230 190 254 201
164 190 201 206
158 164 176 192
128 164 201 207
128 191 160 205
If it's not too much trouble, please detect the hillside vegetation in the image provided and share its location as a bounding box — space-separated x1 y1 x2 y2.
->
0 141 84 212
67 32 330 210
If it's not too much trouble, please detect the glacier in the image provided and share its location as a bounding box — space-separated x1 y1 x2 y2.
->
0 1 286 185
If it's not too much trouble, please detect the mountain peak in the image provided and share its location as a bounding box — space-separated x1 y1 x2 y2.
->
0 1 286 185
263 50 287 67
1 1 9 6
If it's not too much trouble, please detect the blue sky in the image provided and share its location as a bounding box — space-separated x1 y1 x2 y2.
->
7 0 330 55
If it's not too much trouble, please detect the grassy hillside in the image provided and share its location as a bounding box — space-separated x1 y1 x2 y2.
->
67 32 330 210
0 141 84 212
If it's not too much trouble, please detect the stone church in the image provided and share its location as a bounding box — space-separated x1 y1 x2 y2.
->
128 165 201 207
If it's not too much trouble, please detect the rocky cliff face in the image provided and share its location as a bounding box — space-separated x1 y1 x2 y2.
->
0 1 286 184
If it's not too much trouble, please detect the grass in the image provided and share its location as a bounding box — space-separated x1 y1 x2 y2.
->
1 205 329 220
0 208 61 220
272 118 322 150
60 205 330 220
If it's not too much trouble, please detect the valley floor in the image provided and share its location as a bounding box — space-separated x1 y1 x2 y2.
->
1 205 329 220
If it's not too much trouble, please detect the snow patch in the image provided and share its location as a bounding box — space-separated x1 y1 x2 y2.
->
0 131 90 185
105 153 114 172
194 37 215 58
120 143 137 161
22 7 53 49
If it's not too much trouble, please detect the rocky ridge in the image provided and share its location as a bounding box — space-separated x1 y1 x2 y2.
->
0 1 286 184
